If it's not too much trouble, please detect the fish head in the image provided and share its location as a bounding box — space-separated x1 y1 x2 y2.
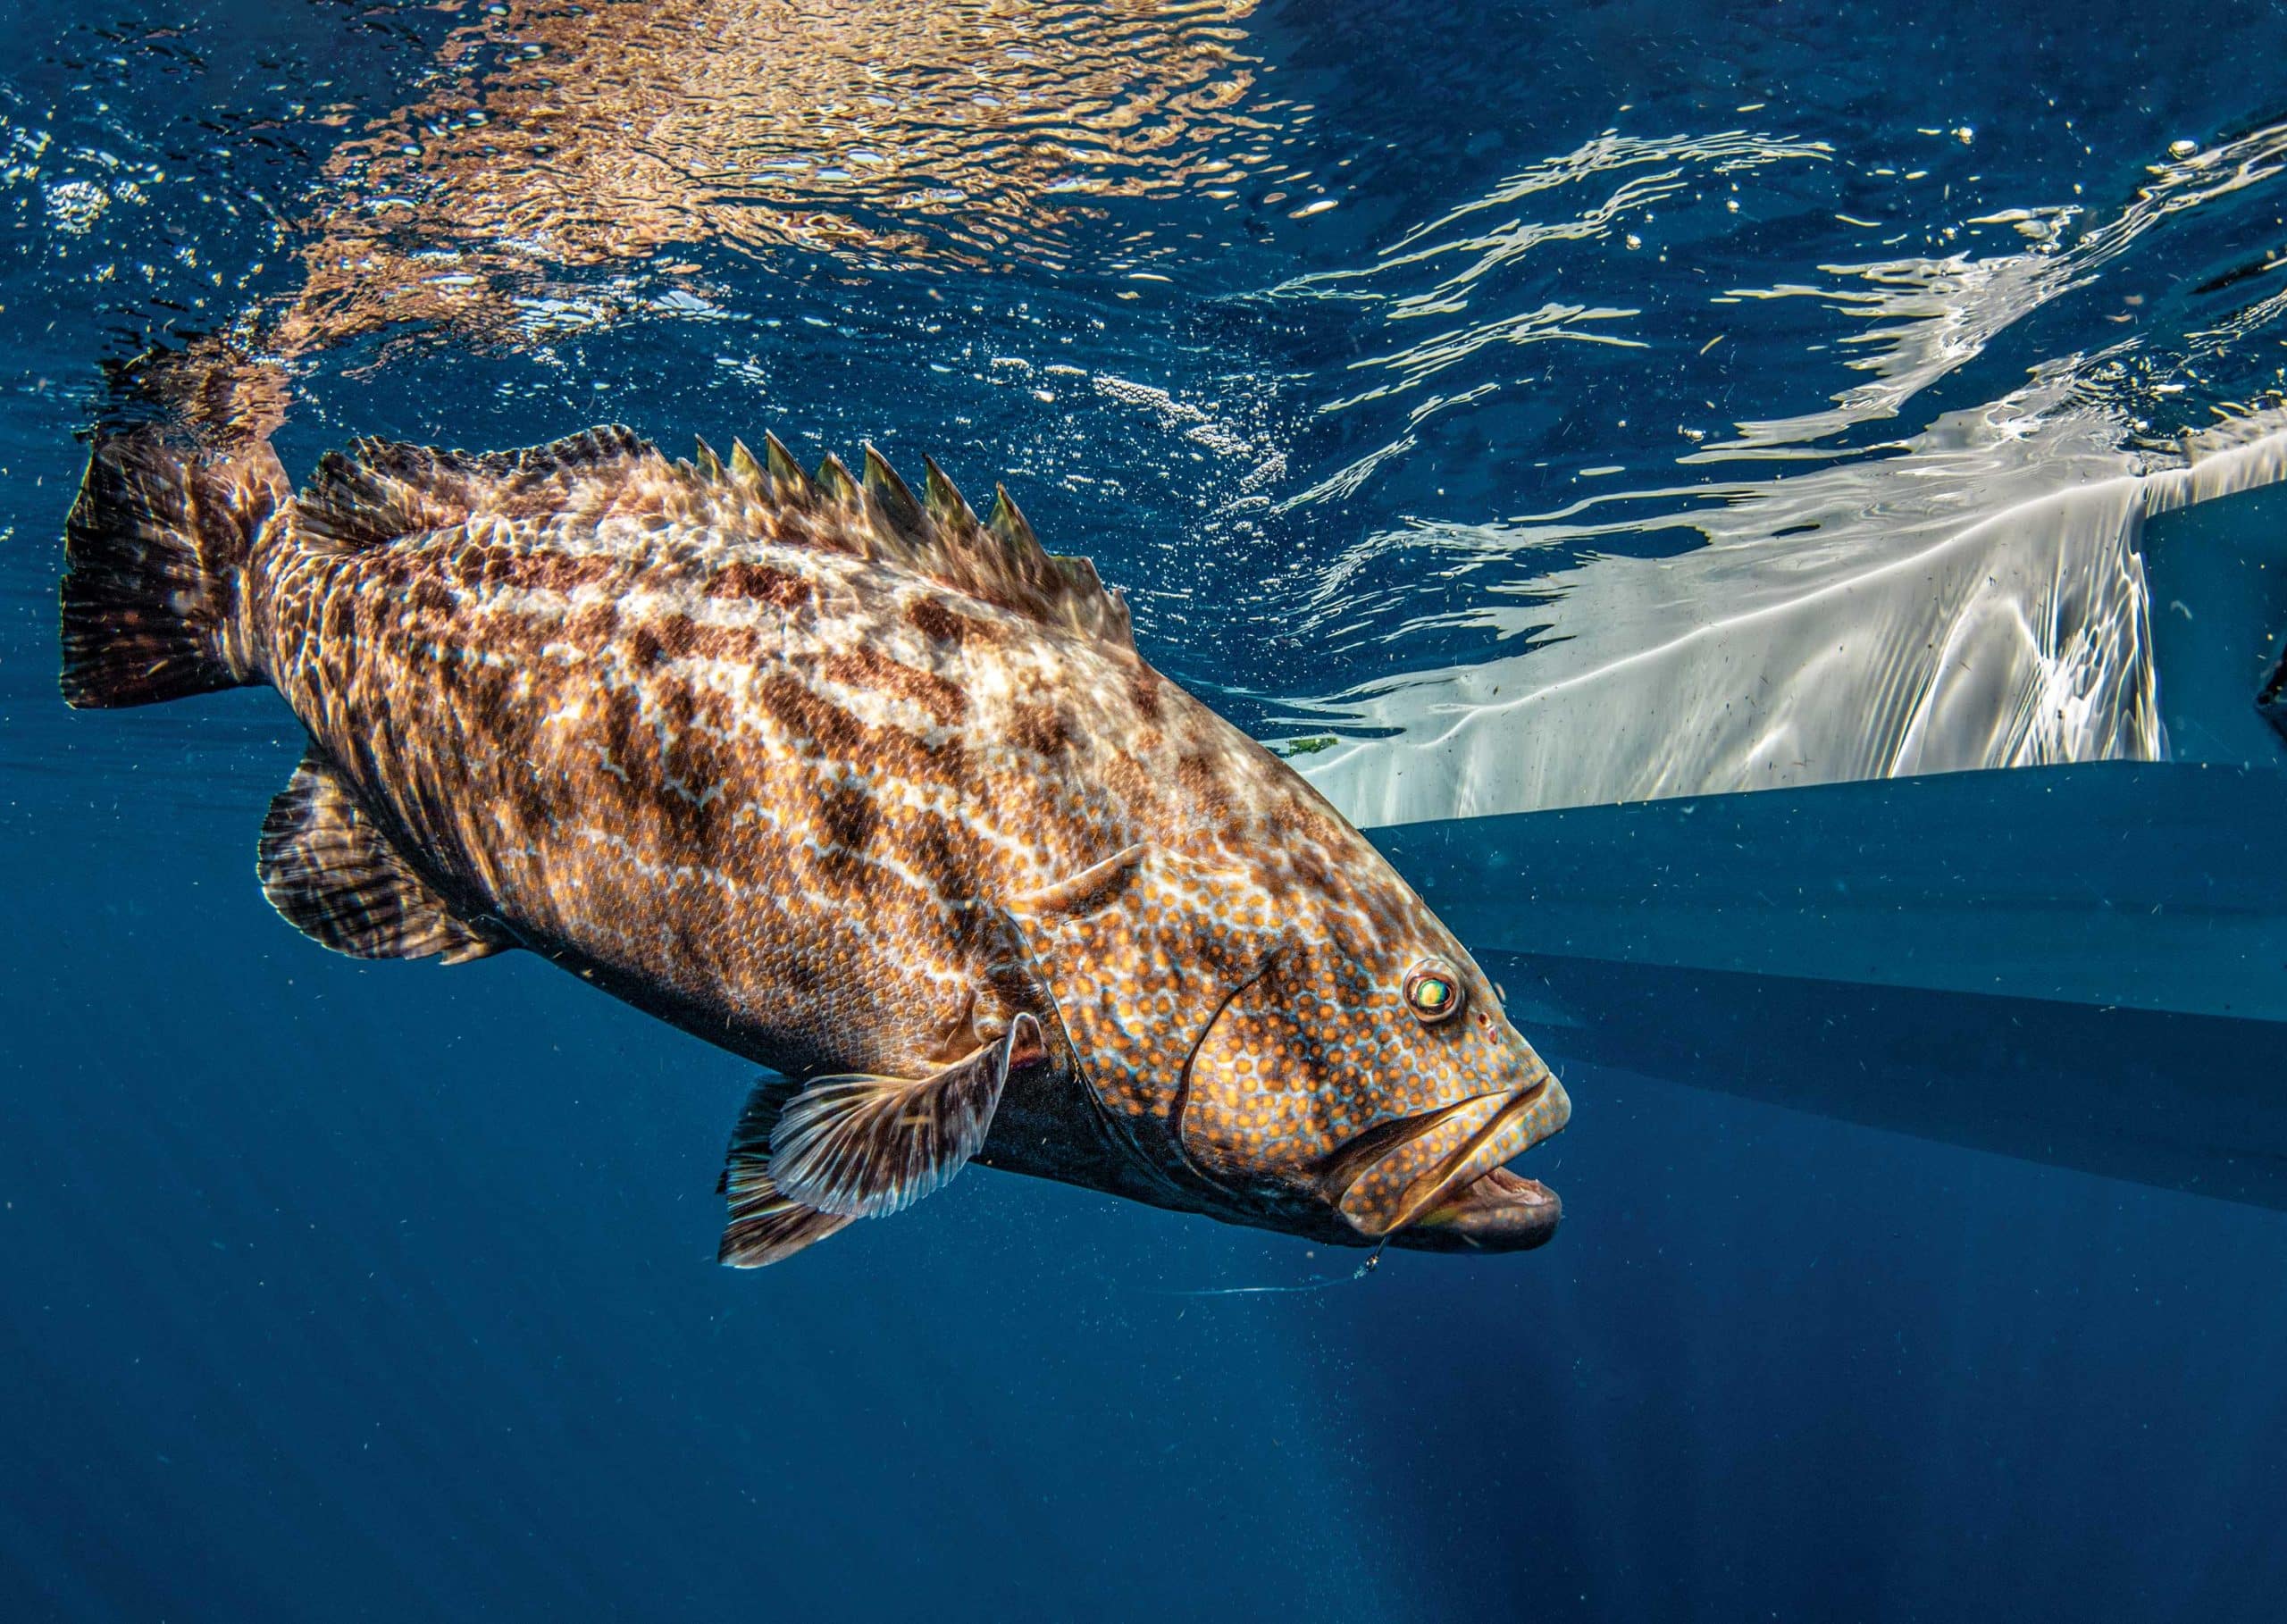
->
1009 840 1569 1251
1178 917 1570 1252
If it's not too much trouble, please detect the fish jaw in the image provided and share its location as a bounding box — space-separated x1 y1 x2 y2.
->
1392 1166 1562 1252
1329 1062 1571 1253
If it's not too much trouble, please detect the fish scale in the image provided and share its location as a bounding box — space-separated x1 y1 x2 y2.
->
60 422 1571 1264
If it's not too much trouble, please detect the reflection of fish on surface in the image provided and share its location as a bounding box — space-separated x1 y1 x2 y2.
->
113 1 1294 480
57 424 1569 1265
277 0 1281 352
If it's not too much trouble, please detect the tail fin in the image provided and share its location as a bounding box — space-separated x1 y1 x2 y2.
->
59 433 288 708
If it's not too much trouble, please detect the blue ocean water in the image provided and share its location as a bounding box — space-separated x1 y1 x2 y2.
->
4 3 2286 1620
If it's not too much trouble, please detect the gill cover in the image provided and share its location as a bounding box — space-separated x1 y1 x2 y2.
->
1004 842 1288 1169
1178 943 1386 1189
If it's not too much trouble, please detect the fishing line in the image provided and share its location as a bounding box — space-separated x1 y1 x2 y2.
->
1151 1242 1387 1297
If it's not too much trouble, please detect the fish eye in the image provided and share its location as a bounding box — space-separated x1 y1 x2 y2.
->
1403 958 1465 1025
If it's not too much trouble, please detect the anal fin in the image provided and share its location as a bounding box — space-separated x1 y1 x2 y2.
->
258 750 510 964
718 1076 853 1268
767 1015 1044 1219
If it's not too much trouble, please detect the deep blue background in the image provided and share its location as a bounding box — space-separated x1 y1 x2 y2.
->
7 743 2284 1622
4 2 2286 1620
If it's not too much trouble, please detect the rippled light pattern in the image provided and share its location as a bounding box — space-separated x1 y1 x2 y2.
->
279 0 1295 351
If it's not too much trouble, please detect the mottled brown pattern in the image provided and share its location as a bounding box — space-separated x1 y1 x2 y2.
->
706 559 813 607
906 598 985 648
1127 665 1166 724
819 647 969 728
1009 701 1073 759
64 424 1573 1263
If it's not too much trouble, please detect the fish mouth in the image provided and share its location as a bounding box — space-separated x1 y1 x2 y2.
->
1324 1067 1571 1253
1395 1163 1562 1252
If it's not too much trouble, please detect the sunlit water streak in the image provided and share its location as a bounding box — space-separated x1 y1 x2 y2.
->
1264 116 2287 819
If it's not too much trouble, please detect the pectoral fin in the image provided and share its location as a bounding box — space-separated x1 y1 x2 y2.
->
718 1076 854 1268
767 1015 1044 1218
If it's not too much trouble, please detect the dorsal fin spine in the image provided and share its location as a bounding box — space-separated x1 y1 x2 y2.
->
763 432 814 502
728 438 766 493
987 483 1037 557
921 455 976 528
861 445 925 541
816 452 859 505
295 423 1132 651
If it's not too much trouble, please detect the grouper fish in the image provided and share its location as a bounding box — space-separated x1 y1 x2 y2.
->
59 424 1571 1265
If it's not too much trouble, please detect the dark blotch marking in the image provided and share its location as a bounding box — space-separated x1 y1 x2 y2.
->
758 672 867 761
707 559 814 608
596 683 651 808
566 602 621 647
906 808 981 919
1176 751 1235 824
1127 664 1163 723
515 549 631 598
625 616 703 666
816 783 880 862
821 646 968 727
1284 842 1332 899
1094 749 1163 830
1009 700 1071 758
907 598 994 648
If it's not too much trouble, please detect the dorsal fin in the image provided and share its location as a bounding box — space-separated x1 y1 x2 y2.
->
297 441 479 546
728 438 766 495
815 452 859 506
763 431 813 500
921 455 976 527
297 424 658 548
293 422 1134 649
258 750 511 964
861 445 924 541
827 449 1132 649
986 483 1035 554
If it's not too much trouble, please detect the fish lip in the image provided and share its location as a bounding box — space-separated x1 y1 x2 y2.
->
1388 1166 1562 1252
1330 1072 1571 1252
